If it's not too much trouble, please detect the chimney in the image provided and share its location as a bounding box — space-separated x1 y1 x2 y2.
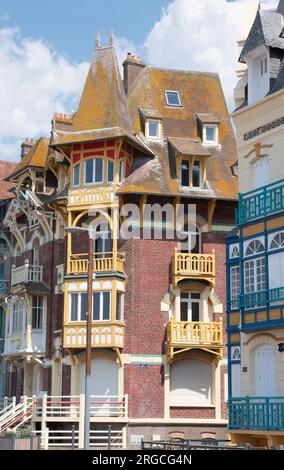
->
123 52 146 94
21 138 35 160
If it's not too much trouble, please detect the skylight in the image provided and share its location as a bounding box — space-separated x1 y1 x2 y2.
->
165 90 182 107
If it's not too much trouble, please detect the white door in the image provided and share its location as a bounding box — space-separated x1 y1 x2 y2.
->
255 346 276 396
80 356 119 416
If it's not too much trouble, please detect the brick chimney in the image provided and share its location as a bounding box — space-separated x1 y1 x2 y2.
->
123 53 146 94
21 138 35 160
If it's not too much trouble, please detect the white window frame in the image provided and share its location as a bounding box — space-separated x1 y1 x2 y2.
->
83 158 103 185
92 291 111 322
119 159 125 182
10 299 26 334
31 296 45 331
230 266 240 310
165 90 182 107
145 119 161 140
107 159 114 183
203 124 218 145
268 231 284 251
116 292 124 322
244 257 266 294
244 237 265 257
69 292 87 323
229 243 240 259
73 163 80 188
180 293 201 322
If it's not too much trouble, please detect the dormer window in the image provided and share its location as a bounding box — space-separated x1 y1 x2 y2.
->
204 125 218 145
146 120 161 140
181 159 202 188
165 90 182 107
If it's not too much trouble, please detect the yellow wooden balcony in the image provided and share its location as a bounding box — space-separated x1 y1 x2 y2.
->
172 250 215 286
68 252 125 275
68 187 118 208
167 320 222 362
63 322 124 349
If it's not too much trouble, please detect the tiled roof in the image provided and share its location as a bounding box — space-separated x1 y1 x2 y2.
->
196 113 220 124
168 137 211 156
0 161 18 200
6 137 49 180
71 46 132 134
121 66 238 200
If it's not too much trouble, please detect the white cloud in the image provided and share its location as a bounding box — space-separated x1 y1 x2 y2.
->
0 27 88 160
144 0 259 110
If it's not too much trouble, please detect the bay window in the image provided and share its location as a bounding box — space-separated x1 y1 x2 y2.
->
84 158 103 184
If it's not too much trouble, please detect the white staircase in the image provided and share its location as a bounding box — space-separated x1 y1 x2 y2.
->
0 397 33 434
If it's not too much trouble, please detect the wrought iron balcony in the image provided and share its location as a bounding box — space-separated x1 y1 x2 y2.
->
229 396 284 431
11 262 43 286
172 250 215 286
237 178 284 224
68 252 125 275
63 322 124 349
167 320 222 362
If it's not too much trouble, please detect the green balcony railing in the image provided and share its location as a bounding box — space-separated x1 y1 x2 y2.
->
239 287 284 309
229 397 284 431
237 178 284 224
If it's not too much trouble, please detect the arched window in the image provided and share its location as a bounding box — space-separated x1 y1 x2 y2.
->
245 239 265 256
270 232 284 250
170 359 212 405
181 224 201 253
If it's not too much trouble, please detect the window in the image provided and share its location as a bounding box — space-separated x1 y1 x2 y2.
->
192 161 201 187
245 239 265 257
107 160 114 183
119 160 124 182
204 125 217 145
93 291 111 321
230 266 240 310
32 296 44 330
261 58 268 76
116 292 124 322
229 244 240 259
270 232 284 250
73 164 80 187
180 293 200 322
165 90 181 107
181 159 202 188
94 222 112 255
146 120 160 139
244 257 266 294
11 300 26 334
32 238 40 266
84 158 103 184
70 293 87 322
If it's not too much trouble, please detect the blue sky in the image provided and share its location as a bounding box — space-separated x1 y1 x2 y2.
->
0 0 277 161
0 0 170 62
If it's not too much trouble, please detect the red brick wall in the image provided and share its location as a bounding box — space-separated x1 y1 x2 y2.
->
170 407 215 419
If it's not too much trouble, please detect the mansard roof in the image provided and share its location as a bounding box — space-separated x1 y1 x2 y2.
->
6 137 49 181
0 160 18 200
240 3 284 62
119 67 238 200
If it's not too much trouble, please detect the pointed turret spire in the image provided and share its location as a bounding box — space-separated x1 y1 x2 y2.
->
109 28 114 46
95 32 101 49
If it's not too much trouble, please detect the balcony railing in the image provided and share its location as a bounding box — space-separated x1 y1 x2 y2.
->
239 287 284 309
229 397 284 431
68 187 118 207
0 280 8 295
63 322 124 349
68 252 125 275
173 251 215 286
11 263 43 286
237 178 284 224
167 321 222 362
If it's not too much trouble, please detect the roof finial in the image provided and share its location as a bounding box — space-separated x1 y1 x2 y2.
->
95 32 101 48
109 28 114 46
